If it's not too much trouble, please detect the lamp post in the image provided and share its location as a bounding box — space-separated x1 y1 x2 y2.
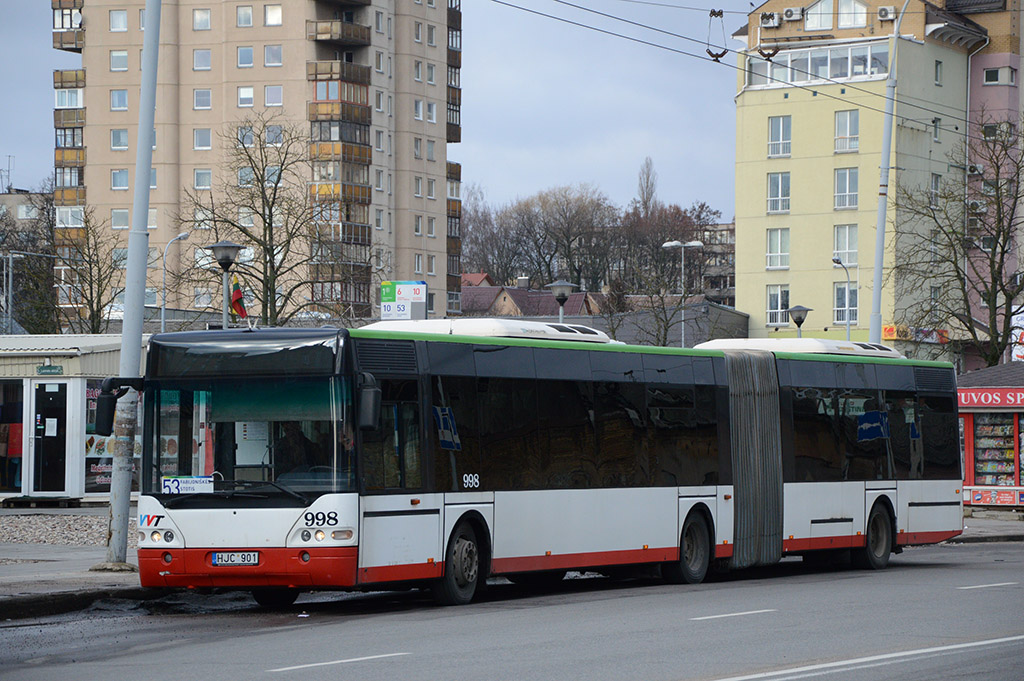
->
161 231 190 333
545 279 577 323
788 305 812 338
207 241 243 330
662 240 704 348
832 257 852 341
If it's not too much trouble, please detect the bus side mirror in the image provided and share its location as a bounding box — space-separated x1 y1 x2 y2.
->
358 372 381 431
95 391 119 437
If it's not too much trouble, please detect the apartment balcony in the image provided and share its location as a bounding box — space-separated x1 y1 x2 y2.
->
306 20 371 47
53 29 84 53
448 6 462 30
53 69 85 89
446 162 461 181
447 123 461 144
309 141 372 165
448 48 461 70
306 60 371 86
322 222 372 246
310 182 372 204
447 199 461 218
55 148 86 167
447 235 461 255
53 187 86 206
447 86 461 108
319 0 370 6
54 108 86 127
307 101 371 124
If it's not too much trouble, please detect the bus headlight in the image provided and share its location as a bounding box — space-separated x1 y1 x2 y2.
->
332 529 353 540
150 531 162 542
163 530 175 543
301 530 311 542
315 530 326 542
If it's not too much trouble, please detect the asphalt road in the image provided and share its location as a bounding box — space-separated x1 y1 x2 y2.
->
1 542 1022 681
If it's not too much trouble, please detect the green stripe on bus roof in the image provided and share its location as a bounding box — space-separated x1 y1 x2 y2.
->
348 328 953 368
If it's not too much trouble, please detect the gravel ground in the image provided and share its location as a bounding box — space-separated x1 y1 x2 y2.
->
0 514 139 548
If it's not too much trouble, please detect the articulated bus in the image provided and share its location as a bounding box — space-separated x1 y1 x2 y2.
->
117 319 962 607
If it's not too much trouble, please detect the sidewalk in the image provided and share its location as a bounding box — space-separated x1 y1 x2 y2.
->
0 512 1021 621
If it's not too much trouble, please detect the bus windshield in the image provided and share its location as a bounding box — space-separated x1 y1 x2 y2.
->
144 376 354 499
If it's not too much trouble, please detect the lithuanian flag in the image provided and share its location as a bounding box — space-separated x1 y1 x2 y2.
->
230 275 248 318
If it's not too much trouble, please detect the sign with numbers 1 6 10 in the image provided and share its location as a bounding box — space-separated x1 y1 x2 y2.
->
381 281 428 320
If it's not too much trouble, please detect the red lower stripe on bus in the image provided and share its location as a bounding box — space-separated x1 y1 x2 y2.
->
357 562 444 584
783 535 864 552
138 547 358 588
492 546 677 574
895 529 963 545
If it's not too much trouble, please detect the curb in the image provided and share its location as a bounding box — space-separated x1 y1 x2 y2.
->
1 587 160 621
947 533 1024 544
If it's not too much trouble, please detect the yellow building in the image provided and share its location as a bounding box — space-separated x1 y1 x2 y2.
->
732 0 1012 361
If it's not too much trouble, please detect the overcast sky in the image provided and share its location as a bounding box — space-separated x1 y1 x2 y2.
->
0 0 748 217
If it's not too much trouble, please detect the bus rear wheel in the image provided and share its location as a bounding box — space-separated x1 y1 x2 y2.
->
663 512 710 585
853 503 892 570
433 521 480 606
252 588 299 609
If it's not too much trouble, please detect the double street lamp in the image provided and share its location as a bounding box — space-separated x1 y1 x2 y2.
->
661 240 704 348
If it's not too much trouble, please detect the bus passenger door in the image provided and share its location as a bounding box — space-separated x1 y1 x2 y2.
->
358 391 443 584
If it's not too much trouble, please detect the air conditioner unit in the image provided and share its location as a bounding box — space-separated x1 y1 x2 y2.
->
877 6 897 21
783 7 803 20
967 199 988 213
760 12 781 28
967 163 984 175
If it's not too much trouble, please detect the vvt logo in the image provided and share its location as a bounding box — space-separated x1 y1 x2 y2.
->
140 514 164 527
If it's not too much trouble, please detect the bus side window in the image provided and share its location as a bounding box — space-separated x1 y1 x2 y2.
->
362 379 421 490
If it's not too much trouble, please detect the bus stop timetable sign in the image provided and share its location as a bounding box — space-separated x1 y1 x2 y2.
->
381 281 428 320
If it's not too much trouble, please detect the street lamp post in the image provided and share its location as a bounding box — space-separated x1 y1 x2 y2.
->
788 305 812 338
662 240 704 348
832 257 852 341
161 232 190 333
207 241 244 330
545 279 577 323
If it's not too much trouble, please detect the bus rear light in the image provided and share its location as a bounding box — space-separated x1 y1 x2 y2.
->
332 529 353 540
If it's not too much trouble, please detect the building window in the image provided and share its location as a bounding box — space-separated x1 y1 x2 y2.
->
265 85 283 106
375 11 384 32
375 51 384 73
984 67 1016 85
834 282 858 324
414 176 423 197
194 89 212 110
111 169 129 190
375 130 385 151
237 126 254 147
804 0 832 30
265 44 282 67
837 0 866 28
835 110 859 152
767 172 790 213
767 116 791 157
427 217 436 237
55 167 81 187
110 50 128 71
934 60 943 85
932 118 941 142
414 215 423 235
375 170 384 191
238 46 254 68
56 206 85 229
427 179 436 199
265 125 283 146
834 224 857 265
427 24 436 46
375 209 384 229
264 4 282 26
930 174 941 207
111 209 129 229
109 10 128 31
767 284 790 326
238 167 254 187
766 228 790 269
426 102 436 123
194 168 213 190
238 86 254 107
428 255 436 275
111 128 129 150
427 63 436 84
193 8 211 30
414 60 422 81
427 140 435 161
414 22 422 42
56 128 83 148
109 89 128 111
194 289 213 308
414 100 423 120
834 168 858 209
414 253 423 274
193 49 211 71
237 5 253 27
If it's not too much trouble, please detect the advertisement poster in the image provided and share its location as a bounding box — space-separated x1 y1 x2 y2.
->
84 381 142 493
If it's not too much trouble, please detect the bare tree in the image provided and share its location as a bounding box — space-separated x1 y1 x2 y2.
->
181 113 369 325
54 208 125 334
891 115 1024 366
461 183 523 285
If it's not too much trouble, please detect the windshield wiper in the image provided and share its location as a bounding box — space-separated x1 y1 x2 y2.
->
161 490 268 508
225 478 310 504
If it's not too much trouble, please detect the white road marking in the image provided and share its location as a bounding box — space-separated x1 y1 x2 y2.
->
267 652 410 672
956 581 1018 590
690 609 777 621
707 634 1024 681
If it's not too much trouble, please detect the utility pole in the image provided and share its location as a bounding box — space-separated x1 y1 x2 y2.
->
95 0 163 572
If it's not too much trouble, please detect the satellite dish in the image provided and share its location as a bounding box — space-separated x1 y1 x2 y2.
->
71 9 82 27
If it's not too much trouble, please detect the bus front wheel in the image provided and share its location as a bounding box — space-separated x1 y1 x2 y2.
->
433 521 480 605
663 512 710 585
853 503 892 570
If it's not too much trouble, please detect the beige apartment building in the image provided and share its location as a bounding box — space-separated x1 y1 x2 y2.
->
52 0 463 322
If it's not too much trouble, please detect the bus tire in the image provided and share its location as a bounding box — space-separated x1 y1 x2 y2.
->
853 503 892 570
252 588 299 609
663 512 710 585
433 521 480 606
